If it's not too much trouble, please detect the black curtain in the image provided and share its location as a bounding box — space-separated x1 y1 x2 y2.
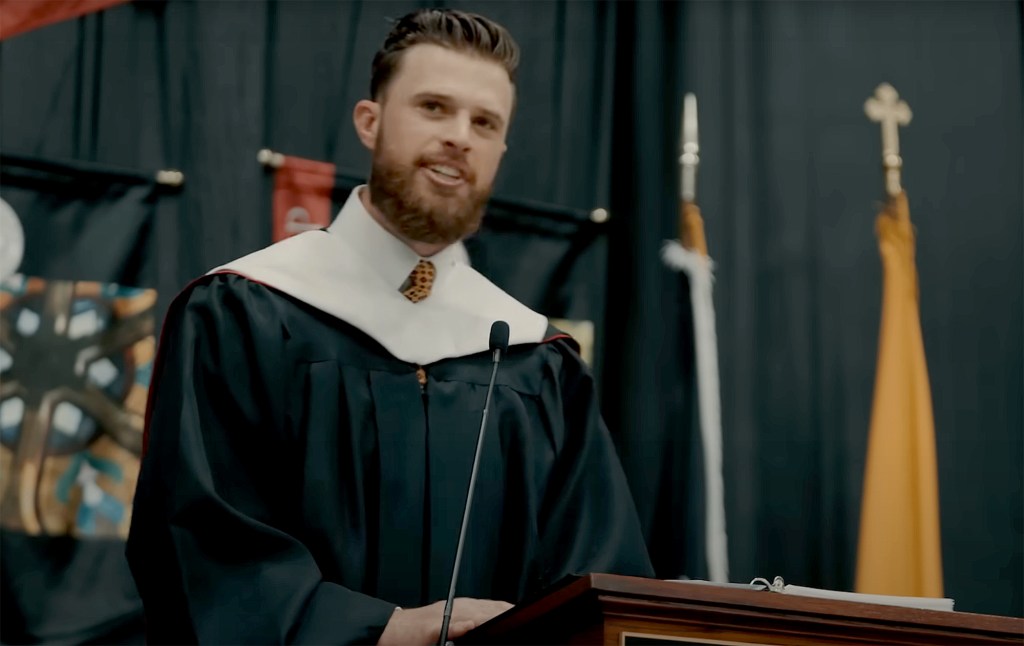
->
670 0 1023 615
1 0 1020 626
604 0 711 583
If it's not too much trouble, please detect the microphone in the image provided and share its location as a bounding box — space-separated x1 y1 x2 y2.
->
439 320 510 646
488 320 510 362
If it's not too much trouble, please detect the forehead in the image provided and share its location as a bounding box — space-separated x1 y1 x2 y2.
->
387 43 514 118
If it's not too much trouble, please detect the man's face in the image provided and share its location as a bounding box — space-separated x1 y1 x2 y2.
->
362 43 513 246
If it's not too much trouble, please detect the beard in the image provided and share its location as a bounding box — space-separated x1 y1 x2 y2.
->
368 131 493 246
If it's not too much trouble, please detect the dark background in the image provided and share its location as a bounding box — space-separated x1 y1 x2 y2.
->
1 0 1020 619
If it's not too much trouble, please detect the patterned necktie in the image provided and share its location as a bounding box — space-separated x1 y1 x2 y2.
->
401 259 436 303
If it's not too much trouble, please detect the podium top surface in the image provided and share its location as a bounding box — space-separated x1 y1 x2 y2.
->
465 574 1024 645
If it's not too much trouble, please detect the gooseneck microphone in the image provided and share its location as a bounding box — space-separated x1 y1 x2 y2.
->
438 320 510 646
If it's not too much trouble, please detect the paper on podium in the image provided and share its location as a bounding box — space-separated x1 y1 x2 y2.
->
668 576 955 612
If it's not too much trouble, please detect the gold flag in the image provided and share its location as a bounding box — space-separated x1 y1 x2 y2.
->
855 191 943 597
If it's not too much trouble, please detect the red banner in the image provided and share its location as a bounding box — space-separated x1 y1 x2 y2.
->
0 0 131 40
271 155 336 243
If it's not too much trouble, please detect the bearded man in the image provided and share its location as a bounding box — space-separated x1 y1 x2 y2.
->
126 8 652 645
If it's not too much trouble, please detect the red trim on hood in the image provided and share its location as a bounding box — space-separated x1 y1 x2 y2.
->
542 332 572 344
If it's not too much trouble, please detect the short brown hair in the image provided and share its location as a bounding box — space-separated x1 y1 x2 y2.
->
370 8 520 101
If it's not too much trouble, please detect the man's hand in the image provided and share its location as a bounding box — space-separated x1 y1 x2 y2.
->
377 598 513 645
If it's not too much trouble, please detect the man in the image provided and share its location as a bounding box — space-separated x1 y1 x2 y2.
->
127 8 652 645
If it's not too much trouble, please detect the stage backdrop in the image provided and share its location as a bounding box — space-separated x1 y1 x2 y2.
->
0 2 1020 636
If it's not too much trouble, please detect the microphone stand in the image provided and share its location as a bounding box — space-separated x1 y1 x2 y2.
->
438 336 505 646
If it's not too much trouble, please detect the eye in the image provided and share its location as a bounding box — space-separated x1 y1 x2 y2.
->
421 101 443 113
473 116 497 130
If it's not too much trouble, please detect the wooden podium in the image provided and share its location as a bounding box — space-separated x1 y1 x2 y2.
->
462 574 1024 645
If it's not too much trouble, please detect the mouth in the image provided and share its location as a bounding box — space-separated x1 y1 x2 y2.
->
421 161 469 188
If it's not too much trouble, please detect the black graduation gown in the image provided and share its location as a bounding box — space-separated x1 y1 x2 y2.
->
126 273 653 644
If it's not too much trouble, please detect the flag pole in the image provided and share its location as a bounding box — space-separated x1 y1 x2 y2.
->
663 93 728 584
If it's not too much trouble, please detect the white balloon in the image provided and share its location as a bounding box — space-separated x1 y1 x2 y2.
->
0 198 25 281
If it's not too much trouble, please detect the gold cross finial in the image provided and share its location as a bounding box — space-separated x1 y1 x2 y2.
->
864 83 912 197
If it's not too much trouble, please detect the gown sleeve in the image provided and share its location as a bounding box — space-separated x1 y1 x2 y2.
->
533 339 655 586
126 275 397 645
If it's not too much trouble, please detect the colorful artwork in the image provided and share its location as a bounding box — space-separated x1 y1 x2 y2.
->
0 275 155 538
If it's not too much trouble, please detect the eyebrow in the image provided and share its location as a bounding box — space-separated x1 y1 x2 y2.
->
412 92 506 129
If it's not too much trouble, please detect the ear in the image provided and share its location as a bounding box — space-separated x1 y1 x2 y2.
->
353 99 381 151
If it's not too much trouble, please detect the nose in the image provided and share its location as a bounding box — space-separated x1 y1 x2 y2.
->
442 113 472 153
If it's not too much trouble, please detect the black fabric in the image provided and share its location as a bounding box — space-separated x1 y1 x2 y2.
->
463 203 607 333
603 0 710 582
0 535 144 645
126 274 652 643
0 155 160 287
